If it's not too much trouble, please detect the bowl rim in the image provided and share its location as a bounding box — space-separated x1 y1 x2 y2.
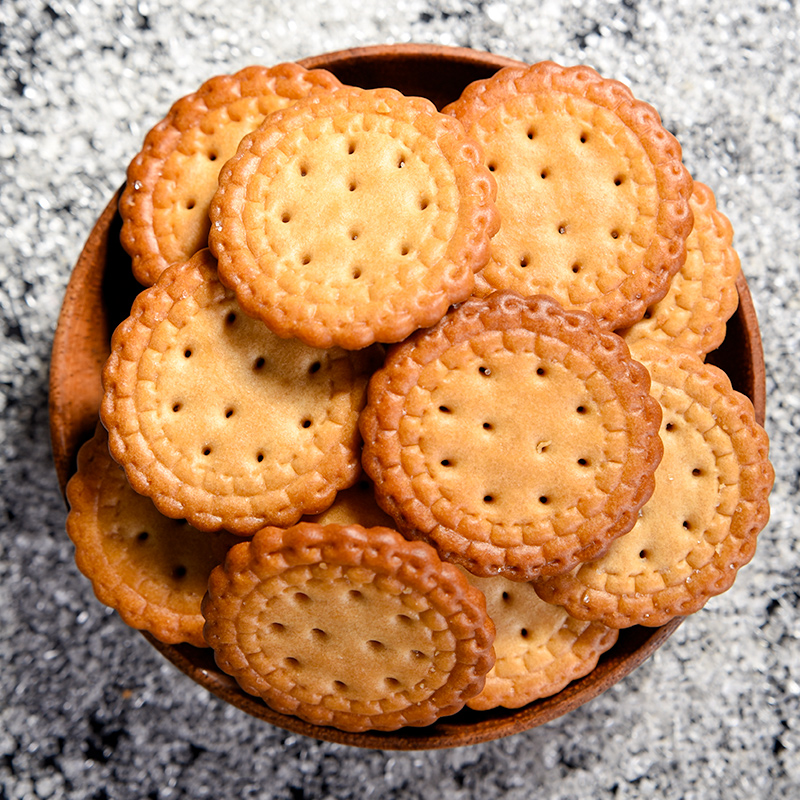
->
49 42 767 750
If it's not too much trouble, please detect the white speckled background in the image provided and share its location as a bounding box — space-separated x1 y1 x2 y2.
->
1 0 799 797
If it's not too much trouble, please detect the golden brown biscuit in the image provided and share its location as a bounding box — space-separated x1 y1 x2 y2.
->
209 85 499 349
618 181 740 358
202 522 496 731
444 61 694 330
462 571 618 709
121 64 343 286
66 424 238 648
360 291 663 582
534 341 773 627
101 249 379 534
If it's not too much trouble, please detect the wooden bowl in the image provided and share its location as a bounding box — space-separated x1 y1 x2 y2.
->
49 44 766 750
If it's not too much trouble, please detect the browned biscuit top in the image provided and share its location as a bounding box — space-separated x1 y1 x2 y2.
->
444 61 694 330
534 341 773 628
66 424 237 648
202 522 496 731
101 249 378 534
360 291 664 582
209 85 499 349
120 63 343 286
619 181 741 358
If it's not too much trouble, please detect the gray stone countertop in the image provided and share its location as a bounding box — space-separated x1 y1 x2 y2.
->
1 1 799 798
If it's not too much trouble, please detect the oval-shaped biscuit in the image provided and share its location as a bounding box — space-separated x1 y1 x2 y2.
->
444 61 694 330
534 341 774 628
209 85 499 349
66 423 238 648
360 292 664 582
121 63 343 286
101 249 379 534
202 523 496 731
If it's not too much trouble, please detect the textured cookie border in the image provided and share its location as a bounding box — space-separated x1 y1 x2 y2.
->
360 291 664 581
534 341 774 628
202 522 496 731
100 249 370 534
208 85 499 349
444 60 694 330
120 63 343 286
618 181 741 358
463 574 619 710
66 423 231 648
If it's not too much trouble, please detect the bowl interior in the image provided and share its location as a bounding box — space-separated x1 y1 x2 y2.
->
49 44 766 750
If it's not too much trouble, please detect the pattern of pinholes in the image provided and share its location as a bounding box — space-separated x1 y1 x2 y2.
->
209 86 499 349
444 60 694 331
618 181 741 358
120 63 344 286
101 250 376 534
533 341 773 629
461 571 618 710
360 292 664 583
202 523 495 732
65 424 238 648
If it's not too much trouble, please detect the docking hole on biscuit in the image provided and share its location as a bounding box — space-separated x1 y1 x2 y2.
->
311 628 328 640
527 127 536 140
184 348 192 358
172 565 187 580
352 268 361 279
367 640 385 651
520 255 530 267
301 418 312 428
225 408 235 419
558 224 567 235
137 531 149 543
256 452 264 462
611 230 620 239
579 132 588 144
348 589 364 601
478 365 491 376
202 446 212 456
172 402 181 413
572 263 581 273
225 311 237 325
419 196 429 210
308 360 321 374
482 422 493 430
186 199 196 210
253 357 266 371
614 175 625 186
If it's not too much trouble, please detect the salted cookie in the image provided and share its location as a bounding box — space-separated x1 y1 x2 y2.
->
66 424 238 648
208 85 499 349
618 181 740 358
444 61 694 330
534 341 773 628
462 572 618 710
360 292 664 582
101 249 379 535
120 63 343 286
202 522 496 731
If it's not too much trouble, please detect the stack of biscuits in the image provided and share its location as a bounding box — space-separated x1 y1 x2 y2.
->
65 60 774 732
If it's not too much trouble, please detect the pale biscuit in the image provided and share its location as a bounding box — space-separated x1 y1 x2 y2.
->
444 61 694 330
619 181 740 358
462 571 618 710
209 85 499 349
101 249 379 534
360 292 663 582
66 423 238 648
534 341 773 628
202 522 496 731
120 63 343 286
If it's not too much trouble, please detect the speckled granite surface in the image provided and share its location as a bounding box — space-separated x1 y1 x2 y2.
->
2 1 799 797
